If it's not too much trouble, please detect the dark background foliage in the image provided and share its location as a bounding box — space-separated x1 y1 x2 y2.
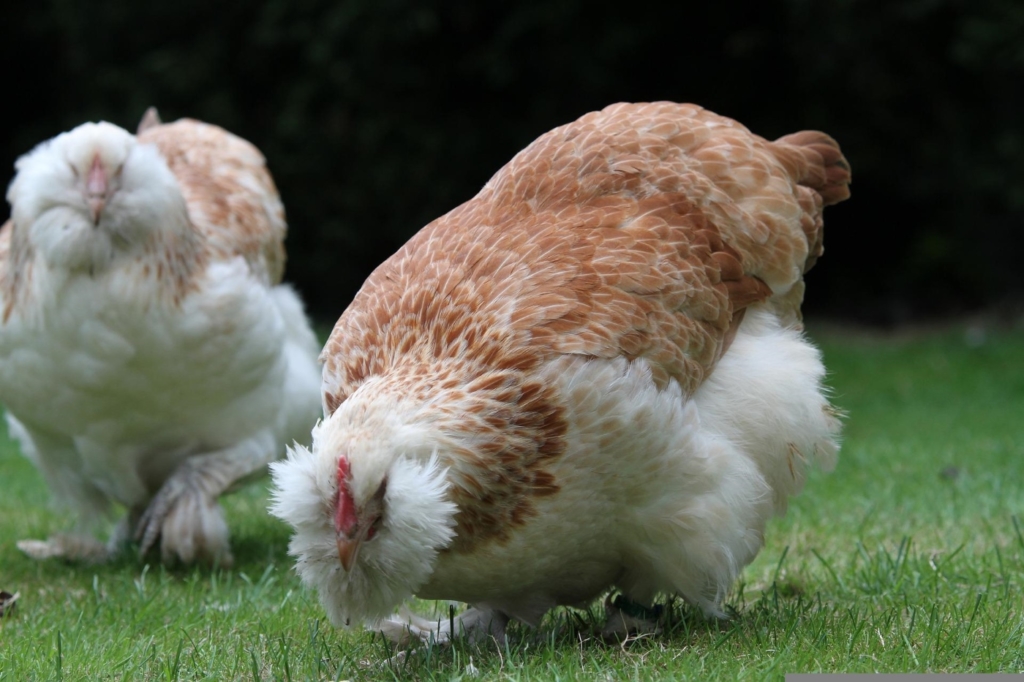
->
2 0 1022 324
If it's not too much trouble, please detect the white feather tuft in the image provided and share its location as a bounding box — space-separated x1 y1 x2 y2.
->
693 307 841 511
269 421 458 627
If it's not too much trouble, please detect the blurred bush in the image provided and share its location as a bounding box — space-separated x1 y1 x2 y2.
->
2 0 1021 323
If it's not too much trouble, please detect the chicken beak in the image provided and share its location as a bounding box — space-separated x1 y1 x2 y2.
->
88 198 106 225
337 534 360 572
86 155 108 225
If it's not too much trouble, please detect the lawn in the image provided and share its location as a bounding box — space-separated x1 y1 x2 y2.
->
1 321 1023 680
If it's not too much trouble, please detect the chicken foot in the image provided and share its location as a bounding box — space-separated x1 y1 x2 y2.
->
376 604 509 648
600 594 664 640
134 432 276 566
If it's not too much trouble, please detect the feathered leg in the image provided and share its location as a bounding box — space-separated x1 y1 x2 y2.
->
17 534 112 563
134 431 278 566
10 416 115 563
376 605 509 647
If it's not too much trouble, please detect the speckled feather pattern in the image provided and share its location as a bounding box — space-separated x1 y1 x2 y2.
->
137 119 287 285
319 102 850 552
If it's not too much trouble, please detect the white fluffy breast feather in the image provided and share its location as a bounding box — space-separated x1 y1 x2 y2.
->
269 419 459 628
0 256 318 513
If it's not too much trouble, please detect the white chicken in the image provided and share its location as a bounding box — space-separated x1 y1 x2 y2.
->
0 109 322 566
270 102 850 642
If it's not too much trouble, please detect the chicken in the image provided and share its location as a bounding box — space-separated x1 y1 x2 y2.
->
0 109 322 566
269 102 850 642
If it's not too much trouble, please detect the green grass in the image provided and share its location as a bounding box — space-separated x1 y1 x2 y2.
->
2 322 1024 680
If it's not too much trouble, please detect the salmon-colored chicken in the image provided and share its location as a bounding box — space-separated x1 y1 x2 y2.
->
271 102 851 643
0 110 322 566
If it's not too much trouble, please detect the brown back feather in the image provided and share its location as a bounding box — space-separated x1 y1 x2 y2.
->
138 119 288 284
324 102 849 403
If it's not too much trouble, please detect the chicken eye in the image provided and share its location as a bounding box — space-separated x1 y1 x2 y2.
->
366 516 383 541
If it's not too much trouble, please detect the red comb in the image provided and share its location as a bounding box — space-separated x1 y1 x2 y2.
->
334 458 358 536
